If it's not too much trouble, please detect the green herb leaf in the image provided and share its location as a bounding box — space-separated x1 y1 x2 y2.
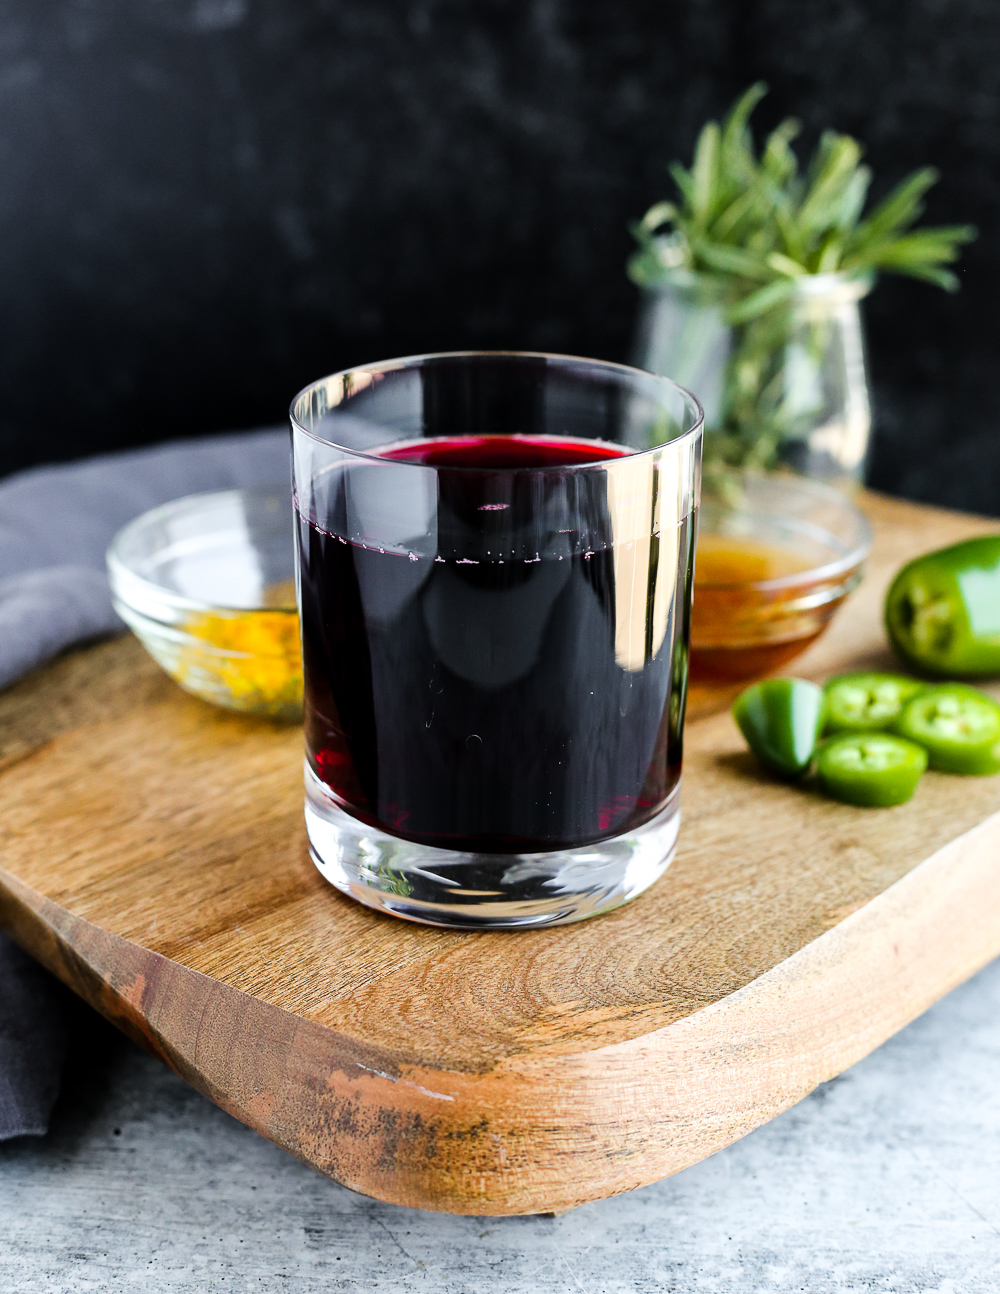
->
691 121 722 222
761 118 801 187
721 81 768 177
667 162 696 211
852 168 938 244
766 251 808 278
627 84 975 475
637 201 678 235
795 133 865 239
696 242 774 280
835 166 872 233
725 277 799 323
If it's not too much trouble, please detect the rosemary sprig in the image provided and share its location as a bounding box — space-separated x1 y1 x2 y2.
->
629 83 976 320
628 85 975 482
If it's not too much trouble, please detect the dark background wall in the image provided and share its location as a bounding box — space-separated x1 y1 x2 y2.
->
0 0 997 510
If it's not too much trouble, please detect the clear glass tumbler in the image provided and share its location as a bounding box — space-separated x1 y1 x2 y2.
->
290 353 703 928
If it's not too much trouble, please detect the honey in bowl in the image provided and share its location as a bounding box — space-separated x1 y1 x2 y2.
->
680 473 871 719
687 532 853 719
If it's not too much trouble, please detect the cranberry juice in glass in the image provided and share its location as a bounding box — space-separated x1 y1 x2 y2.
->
291 353 702 928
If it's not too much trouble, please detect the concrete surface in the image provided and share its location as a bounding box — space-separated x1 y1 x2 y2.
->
2 957 1000 1293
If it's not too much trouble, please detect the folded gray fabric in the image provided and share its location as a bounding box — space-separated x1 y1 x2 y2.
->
0 567 117 691
0 937 71 1139
0 427 288 1138
0 427 289 689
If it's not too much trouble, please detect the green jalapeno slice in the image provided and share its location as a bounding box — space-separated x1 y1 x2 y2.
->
824 672 925 734
816 733 927 806
885 536 1000 676
732 678 825 778
893 684 1000 774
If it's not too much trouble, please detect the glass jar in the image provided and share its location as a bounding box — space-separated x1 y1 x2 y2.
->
632 270 872 491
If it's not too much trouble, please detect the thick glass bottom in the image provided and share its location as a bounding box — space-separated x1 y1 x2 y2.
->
304 763 681 929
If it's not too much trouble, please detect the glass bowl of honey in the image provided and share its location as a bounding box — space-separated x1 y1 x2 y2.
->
107 488 302 720
688 473 872 718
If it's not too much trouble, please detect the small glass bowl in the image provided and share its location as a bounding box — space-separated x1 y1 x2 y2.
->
687 473 872 718
106 487 302 720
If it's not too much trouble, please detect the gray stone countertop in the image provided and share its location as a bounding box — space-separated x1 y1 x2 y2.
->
2 959 1000 1294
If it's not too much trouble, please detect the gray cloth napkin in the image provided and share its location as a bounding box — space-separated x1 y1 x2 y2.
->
0 938 72 1138
0 427 289 689
0 427 288 1139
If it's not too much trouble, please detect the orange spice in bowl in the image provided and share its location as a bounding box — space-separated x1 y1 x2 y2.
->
177 597 302 717
107 489 303 720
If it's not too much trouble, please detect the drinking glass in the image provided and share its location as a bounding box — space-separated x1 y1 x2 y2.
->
290 352 703 928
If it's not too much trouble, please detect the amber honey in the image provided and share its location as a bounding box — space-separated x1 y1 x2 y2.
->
687 533 846 718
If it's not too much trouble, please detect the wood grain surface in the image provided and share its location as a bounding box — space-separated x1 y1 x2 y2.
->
2 491 1000 1215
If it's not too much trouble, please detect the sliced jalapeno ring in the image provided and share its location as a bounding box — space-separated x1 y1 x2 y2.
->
816 733 928 807
893 684 1000 775
733 678 826 778
824 672 925 734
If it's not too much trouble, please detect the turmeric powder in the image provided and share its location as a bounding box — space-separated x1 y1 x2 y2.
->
176 582 303 718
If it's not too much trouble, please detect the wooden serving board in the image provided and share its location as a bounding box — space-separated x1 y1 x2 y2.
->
3 491 1000 1216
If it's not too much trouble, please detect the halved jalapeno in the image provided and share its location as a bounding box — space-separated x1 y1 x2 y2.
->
886 537 1000 676
732 678 826 778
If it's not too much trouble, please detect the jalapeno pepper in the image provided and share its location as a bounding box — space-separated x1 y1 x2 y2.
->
885 536 1000 676
893 683 1000 774
824 672 925 734
732 678 826 778
816 733 927 807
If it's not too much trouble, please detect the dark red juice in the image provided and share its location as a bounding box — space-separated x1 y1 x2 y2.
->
296 434 695 853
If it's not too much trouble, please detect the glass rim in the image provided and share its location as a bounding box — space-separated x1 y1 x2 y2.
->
289 350 705 472
106 486 299 617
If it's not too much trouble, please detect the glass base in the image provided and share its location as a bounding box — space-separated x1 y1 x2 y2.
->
304 764 681 929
